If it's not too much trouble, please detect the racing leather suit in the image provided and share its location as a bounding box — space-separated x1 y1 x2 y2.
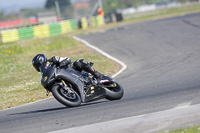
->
47 56 102 79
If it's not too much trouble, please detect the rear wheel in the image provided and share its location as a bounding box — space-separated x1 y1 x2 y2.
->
105 82 124 100
52 84 81 107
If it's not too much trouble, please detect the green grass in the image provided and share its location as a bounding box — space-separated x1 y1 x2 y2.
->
0 34 119 110
160 125 200 133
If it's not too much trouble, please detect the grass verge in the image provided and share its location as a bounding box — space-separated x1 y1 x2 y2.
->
160 125 200 133
124 2 200 22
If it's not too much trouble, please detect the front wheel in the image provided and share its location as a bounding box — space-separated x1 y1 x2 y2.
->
105 82 124 100
52 85 81 107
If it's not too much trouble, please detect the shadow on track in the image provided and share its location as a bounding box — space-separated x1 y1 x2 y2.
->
9 100 108 116
9 107 67 115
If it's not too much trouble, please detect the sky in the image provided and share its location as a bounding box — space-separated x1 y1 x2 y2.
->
0 0 46 13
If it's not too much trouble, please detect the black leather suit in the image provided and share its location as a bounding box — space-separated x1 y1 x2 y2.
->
47 56 102 79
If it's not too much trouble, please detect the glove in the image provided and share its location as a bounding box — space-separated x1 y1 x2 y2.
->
48 56 59 66
59 58 71 67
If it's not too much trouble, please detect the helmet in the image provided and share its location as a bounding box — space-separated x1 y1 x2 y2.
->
32 54 47 72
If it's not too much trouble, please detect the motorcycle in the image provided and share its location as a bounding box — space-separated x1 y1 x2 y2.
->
40 64 124 107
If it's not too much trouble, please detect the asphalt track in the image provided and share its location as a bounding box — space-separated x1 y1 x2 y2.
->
1 13 200 133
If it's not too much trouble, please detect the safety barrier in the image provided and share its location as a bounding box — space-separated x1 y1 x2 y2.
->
91 16 98 27
1 29 19 43
33 24 50 38
49 23 61 36
80 17 88 30
60 20 72 33
96 15 104 26
91 15 104 27
70 19 77 31
0 19 77 43
18 27 34 40
0 16 104 43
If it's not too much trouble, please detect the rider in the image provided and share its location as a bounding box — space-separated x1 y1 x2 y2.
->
32 54 103 80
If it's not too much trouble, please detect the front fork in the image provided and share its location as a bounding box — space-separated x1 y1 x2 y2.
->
46 80 74 96
61 80 74 94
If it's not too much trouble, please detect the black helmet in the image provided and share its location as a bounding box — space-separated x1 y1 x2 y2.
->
32 54 47 72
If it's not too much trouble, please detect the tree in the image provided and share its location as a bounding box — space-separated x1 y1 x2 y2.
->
45 0 71 12
0 12 5 21
118 0 133 8
103 0 119 14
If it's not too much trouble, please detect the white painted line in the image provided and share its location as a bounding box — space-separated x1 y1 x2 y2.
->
72 36 127 78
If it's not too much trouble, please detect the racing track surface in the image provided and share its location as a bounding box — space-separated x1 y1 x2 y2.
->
1 13 200 133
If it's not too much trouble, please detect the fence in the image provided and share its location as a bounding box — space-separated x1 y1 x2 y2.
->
0 15 105 43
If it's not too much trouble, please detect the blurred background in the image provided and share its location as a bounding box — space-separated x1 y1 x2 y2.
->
0 0 199 30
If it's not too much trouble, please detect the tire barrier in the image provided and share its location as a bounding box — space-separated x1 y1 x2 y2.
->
96 15 104 26
49 23 61 36
1 29 19 43
91 15 105 27
33 24 50 38
70 19 77 31
0 16 105 43
18 27 34 40
91 16 98 27
60 20 72 33
78 17 88 30
115 13 123 22
0 19 77 43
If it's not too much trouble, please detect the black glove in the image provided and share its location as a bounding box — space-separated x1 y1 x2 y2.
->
48 56 59 66
59 58 71 67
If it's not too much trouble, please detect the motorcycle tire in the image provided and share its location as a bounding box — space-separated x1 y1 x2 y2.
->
52 85 81 107
105 82 124 100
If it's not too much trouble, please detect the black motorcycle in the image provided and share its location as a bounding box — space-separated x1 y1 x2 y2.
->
41 64 124 107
